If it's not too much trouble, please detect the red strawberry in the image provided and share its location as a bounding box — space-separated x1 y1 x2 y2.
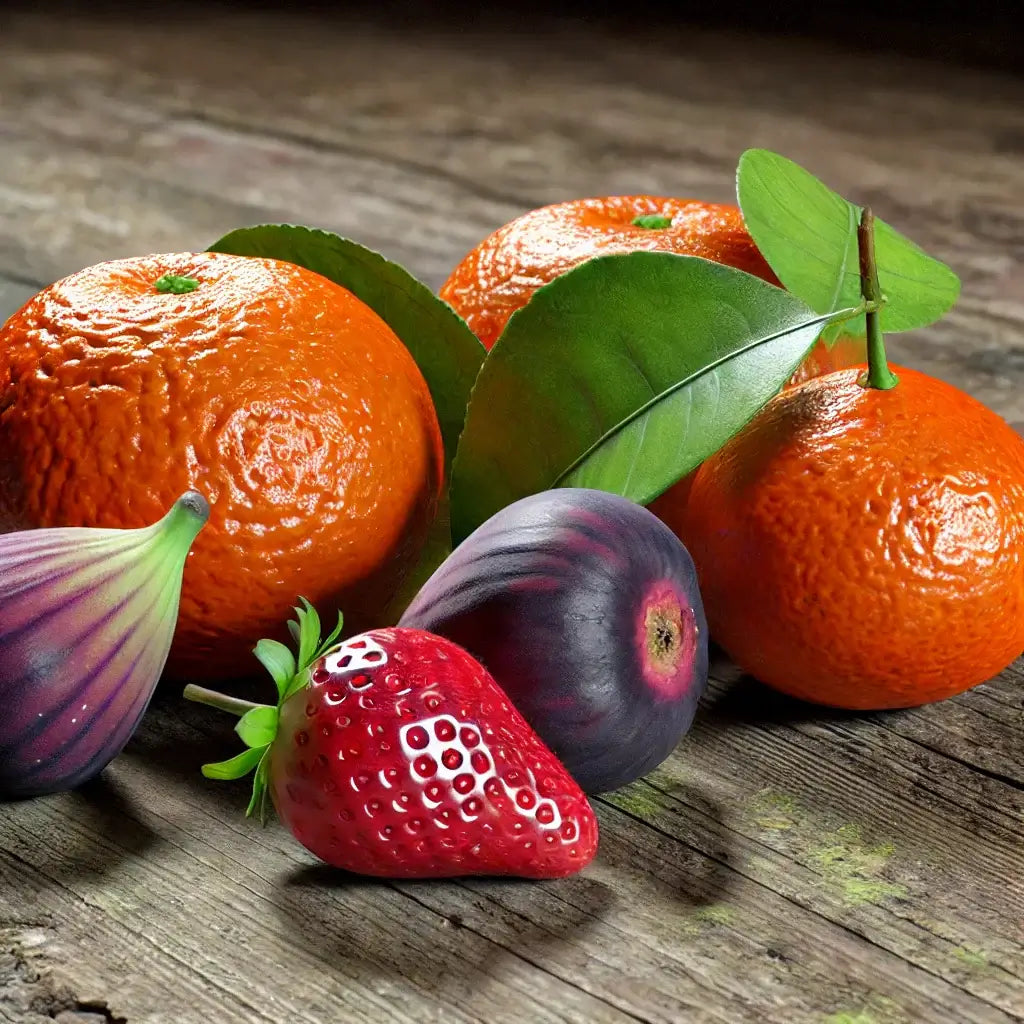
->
185 601 598 879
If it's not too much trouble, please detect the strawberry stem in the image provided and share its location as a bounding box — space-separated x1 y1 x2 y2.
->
183 684 261 718
857 207 898 391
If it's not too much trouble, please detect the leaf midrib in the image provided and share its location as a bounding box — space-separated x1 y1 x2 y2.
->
551 306 846 489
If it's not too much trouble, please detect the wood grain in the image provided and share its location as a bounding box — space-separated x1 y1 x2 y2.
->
1 4 1022 1023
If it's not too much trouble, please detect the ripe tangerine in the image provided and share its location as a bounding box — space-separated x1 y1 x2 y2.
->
678 365 1024 709
0 252 444 680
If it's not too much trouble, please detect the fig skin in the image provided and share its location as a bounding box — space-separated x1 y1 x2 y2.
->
400 488 708 793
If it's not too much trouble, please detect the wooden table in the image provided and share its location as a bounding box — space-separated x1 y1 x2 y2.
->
1 5 1022 1023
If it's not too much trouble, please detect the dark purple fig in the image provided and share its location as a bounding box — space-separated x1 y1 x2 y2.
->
399 488 708 793
0 492 209 799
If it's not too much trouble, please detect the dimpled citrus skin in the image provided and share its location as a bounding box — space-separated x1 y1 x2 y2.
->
442 195 868 535
0 252 444 681
440 196 782 350
680 366 1024 709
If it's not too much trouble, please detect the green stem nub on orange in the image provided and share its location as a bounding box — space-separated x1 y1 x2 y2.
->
631 214 673 230
857 207 898 392
155 274 201 295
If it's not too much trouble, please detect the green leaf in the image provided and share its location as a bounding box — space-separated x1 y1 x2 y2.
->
317 610 345 658
235 706 280 748
283 672 311 703
208 224 486 469
246 749 272 824
201 745 267 781
292 597 321 672
253 639 297 701
382 493 453 624
737 149 960 343
450 251 843 544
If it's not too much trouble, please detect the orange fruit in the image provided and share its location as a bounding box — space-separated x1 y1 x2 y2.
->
441 194 866 528
440 193 865 378
440 196 782 348
0 252 444 681
675 366 1024 709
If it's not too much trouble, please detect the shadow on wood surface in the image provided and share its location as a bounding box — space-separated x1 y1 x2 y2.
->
278 861 610 994
18 775 159 880
704 671 865 730
120 689 260 814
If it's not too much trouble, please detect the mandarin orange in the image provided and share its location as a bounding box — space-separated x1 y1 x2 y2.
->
440 196 781 349
678 365 1024 709
0 252 444 681
441 195 866 530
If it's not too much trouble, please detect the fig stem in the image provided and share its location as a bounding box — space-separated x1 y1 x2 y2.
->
857 207 898 391
183 684 261 718
151 492 210 562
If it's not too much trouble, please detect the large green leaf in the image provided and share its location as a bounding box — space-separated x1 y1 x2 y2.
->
208 224 485 469
449 251 845 544
381 493 453 624
737 149 960 343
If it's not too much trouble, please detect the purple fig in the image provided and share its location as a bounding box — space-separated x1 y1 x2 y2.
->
0 492 209 798
400 488 708 793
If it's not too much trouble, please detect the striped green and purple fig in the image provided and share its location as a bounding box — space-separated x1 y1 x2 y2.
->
0 491 210 799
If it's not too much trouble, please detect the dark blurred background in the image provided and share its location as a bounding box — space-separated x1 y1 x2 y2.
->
16 0 1024 74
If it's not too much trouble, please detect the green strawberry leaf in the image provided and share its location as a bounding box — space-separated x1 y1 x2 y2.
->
283 672 311 703
208 224 486 470
246 749 272 824
450 251 851 544
293 597 322 673
185 599 346 825
235 706 280 748
254 639 297 702
737 149 960 343
201 745 267 781
318 610 346 658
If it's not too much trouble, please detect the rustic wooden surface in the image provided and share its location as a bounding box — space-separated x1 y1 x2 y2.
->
1 5 1023 1023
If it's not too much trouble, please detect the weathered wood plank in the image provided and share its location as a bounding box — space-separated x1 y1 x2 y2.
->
5 687 1023 1024
2 768 634 1024
1 5 1022 1024
0 277 38 325
1 6 1023 428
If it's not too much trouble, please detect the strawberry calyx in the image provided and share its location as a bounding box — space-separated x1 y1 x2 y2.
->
182 597 345 823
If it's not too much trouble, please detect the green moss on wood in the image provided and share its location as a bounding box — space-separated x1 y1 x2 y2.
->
603 785 664 821
694 904 736 926
810 824 908 907
824 996 905 1024
749 790 800 830
953 945 989 969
